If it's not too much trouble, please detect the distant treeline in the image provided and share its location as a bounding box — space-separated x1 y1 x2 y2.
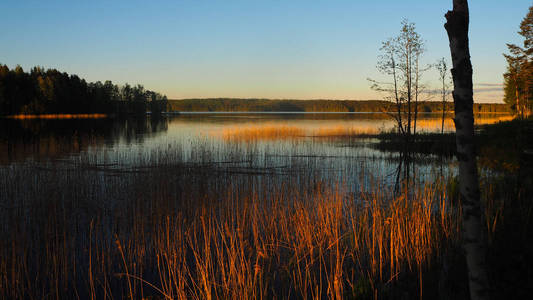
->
0 65 168 116
168 98 510 113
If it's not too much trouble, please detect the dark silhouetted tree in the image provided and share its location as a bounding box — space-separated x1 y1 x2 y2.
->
371 19 426 140
503 5 533 117
0 65 167 117
436 58 451 134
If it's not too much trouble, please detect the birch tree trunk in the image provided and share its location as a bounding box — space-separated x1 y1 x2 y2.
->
444 1 490 299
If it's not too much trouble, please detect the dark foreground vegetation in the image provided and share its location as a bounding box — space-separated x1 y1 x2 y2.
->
0 117 531 299
0 65 168 116
375 117 533 169
379 118 533 299
168 98 509 113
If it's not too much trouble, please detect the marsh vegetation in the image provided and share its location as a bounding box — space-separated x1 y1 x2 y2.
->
1 113 530 299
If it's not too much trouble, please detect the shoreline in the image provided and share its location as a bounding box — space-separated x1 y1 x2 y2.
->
6 113 109 119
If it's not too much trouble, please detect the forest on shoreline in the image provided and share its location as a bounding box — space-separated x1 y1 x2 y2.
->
0 64 510 117
168 98 510 113
0 65 168 117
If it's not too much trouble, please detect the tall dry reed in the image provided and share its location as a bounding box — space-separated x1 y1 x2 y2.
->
0 157 462 299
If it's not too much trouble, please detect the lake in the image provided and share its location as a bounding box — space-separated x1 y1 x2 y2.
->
0 112 515 299
0 111 512 179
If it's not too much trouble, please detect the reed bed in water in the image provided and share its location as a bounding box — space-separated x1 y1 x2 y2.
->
221 125 306 142
413 115 514 133
7 113 108 119
0 154 461 299
151 183 457 300
219 124 380 143
311 125 380 137
217 115 513 143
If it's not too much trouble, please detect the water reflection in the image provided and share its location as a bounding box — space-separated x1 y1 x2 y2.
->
0 112 512 166
206 113 513 142
0 117 168 164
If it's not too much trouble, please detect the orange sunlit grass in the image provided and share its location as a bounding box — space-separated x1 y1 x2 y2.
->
216 114 516 143
218 124 380 143
415 114 514 132
220 125 306 142
474 114 514 125
0 165 461 299
311 125 380 136
8 114 108 119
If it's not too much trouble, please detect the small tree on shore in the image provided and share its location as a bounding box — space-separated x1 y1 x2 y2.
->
436 58 451 134
371 19 426 141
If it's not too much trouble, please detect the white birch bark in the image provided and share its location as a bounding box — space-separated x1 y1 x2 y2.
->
444 1 490 299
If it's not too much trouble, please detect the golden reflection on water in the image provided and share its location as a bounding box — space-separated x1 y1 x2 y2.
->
0 113 515 163
221 125 305 141
8 113 108 119
216 114 515 142
418 115 514 132
219 124 380 142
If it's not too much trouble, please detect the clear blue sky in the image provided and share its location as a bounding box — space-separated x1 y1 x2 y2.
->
1 0 530 102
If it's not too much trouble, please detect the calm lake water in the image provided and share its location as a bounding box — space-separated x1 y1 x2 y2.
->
0 112 512 190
